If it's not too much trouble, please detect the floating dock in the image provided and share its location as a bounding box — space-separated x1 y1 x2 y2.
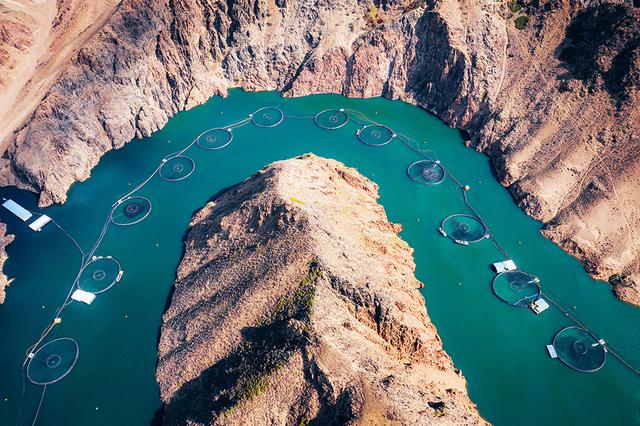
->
2 199 32 222
530 298 550 314
28 215 52 232
491 259 517 273
546 344 558 358
71 289 96 305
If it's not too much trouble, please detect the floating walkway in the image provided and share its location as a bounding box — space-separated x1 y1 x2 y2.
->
2 199 32 222
2 198 53 233
28 215 51 232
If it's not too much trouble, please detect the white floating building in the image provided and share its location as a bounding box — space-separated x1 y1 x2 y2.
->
71 289 96 305
530 298 550 314
28 215 52 232
491 260 517 273
2 199 32 222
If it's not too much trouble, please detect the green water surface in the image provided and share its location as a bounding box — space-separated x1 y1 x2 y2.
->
0 90 639 425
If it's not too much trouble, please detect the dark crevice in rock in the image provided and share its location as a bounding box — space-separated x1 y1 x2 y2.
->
557 3 640 107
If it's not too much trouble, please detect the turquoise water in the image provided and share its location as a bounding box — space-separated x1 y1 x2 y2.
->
0 90 639 425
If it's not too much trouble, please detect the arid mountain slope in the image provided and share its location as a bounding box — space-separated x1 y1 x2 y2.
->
0 0 637 303
156 154 483 425
0 0 121 150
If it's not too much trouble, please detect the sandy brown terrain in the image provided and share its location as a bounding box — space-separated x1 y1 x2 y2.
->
0 0 637 305
0 0 120 151
157 154 484 425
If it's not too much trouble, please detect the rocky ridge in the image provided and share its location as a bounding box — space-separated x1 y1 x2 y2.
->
0 0 638 303
156 154 484 425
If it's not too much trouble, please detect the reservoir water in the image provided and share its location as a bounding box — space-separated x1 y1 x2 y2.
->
0 90 639 425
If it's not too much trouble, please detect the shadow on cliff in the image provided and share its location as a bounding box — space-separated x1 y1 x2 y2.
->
161 319 307 424
406 10 465 122
556 3 640 109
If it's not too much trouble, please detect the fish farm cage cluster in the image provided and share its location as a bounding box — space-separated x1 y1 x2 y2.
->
9 103 639 424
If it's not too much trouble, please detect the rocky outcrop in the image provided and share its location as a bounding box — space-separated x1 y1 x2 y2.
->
0 0 638 303
0 0 120 152
0 223 14 304
156 155 484 425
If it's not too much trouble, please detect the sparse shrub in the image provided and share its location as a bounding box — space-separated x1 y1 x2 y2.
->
367 4 383 24
609 274 625 286
514 15 529 30
558 79 571 93
508 1 522 13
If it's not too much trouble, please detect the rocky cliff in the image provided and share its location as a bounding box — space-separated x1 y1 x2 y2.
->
0 223 14 304
156 155 483 425
0 0 638 303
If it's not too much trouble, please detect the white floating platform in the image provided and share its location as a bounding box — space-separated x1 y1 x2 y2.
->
546 344 558 359
491 260 517 273
71 289 96 305
530 298 550 314
2 199 32 222
28 215 51 232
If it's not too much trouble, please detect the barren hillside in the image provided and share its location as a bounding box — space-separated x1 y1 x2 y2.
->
157 154 484 425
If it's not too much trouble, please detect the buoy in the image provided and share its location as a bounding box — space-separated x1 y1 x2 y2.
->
463 185 471 191
54 318 62 325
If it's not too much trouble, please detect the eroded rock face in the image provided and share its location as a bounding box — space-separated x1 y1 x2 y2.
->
0 223 14 304
0 1 638 302
156 155 484 425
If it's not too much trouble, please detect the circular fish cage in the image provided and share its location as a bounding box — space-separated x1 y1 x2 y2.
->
196 128 233 150
27 338 79 385
407 160 446 185
492 270 541 307
357 124 395 147
111 196 152 226
159 156 195 182
552 326 607 373
77 256 122 294
439 214 489 245
314 109 349 130
250 107 284 128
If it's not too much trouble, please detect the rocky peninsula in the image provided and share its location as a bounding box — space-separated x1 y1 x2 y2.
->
156 155 483 425
0 0 637 304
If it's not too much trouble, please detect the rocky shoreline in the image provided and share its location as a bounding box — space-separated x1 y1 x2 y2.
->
156 154 484 425
0 223 14 304
0 0 637 303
